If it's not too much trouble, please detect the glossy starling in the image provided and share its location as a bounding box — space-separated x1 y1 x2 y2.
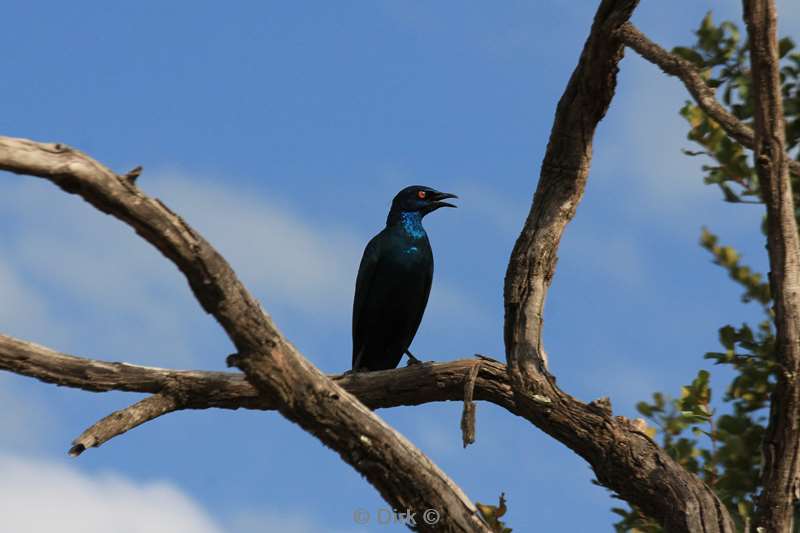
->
352 186 457 371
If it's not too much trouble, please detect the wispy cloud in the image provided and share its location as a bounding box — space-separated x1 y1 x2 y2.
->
594 57 723 216
0 376 55 452
149 172 363 316
0 171 483 368
0 173 364 364
0 257 62 344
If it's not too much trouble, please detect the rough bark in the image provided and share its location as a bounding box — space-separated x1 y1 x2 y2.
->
618 22 800 178
0 333 515 454
503 0 736 530
0 137 488 533
70 394 180 456
0 2 773 530
743 1 800 530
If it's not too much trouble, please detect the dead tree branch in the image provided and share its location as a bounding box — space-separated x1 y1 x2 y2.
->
743 1 800 530
69 393 180 456
618 22 800 177
503 0 736 530
0 333 515 454
0 2 774 530
0 137 489 533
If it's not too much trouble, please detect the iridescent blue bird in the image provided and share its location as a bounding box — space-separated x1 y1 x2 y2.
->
352 186 457 371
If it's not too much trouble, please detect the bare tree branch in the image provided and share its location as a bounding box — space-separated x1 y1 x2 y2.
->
618 22 800 177
69 393 180 457
0 138 489 532
503 1 736 530
743 1 800 530
0 2 770 530
0 333 518 456
0 334 515 413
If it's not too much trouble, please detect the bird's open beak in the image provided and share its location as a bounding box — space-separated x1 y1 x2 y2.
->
431 191 458 209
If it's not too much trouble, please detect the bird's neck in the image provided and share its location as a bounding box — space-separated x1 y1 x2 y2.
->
387 211 426 239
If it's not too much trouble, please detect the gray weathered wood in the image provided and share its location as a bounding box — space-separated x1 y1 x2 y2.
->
0 333 515 455
0 138 488 533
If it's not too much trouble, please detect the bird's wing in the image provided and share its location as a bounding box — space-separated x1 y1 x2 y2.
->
352 233 382 369
409 246 434 341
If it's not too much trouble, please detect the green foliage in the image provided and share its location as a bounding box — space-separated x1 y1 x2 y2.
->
611 11 800 531
699 229 771 307
675 13 800 205
476 493 512 533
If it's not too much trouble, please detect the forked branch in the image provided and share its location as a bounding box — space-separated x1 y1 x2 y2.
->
618 22 800 178
0 137 488 533
502 0 735 530
0 333 515 455
0 1 774 531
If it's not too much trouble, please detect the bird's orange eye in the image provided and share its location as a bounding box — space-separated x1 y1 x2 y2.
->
418 190 426 199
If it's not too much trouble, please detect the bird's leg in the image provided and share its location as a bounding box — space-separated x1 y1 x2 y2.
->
405 350 423 366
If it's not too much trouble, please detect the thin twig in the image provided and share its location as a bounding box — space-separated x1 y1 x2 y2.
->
618 22 800 178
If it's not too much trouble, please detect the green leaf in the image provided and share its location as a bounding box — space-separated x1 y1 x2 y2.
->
779 37 796 58
673 46 705 66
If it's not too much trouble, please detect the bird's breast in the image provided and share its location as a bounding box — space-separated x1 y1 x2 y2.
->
383 241 431 272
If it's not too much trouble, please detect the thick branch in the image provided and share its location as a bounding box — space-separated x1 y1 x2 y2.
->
0 334 515 414
503 1 735 531
0 333 517 454
743 1 800 530
618 22 800 178
0 138 488 532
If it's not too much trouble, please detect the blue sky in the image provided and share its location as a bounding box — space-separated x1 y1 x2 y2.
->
1 1 798 532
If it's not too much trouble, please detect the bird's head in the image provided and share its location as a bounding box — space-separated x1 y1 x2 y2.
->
389 185 458 218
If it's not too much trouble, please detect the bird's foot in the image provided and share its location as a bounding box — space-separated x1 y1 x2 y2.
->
344 367 370 375
405 350 425 366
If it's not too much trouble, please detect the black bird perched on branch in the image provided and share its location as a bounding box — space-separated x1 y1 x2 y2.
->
352 186 458 372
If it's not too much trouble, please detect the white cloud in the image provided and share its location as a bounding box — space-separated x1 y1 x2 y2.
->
0 178 198 363
0 173 363 365
0 171 484 370
0 454 222 533
0 171 369 321
149 173 363 316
